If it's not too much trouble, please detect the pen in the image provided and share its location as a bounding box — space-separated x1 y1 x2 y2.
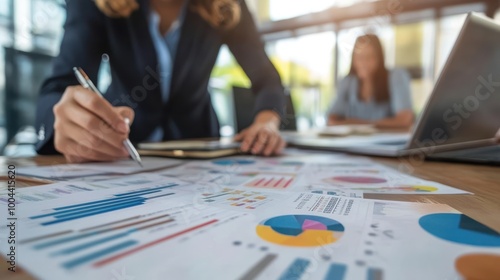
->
73 67 143 167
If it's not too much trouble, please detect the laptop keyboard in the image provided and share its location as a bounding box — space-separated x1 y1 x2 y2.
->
460 147 500 160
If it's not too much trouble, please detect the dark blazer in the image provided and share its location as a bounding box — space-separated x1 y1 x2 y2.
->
35 0 285 154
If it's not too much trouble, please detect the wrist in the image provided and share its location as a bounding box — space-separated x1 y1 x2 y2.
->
254 110 280 128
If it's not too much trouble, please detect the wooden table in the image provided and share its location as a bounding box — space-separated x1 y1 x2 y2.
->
1 155 499 280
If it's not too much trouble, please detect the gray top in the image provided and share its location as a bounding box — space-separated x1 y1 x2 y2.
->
328 68 413 120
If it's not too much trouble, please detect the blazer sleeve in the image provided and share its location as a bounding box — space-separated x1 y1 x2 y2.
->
223 0 286 119
35 0 108 154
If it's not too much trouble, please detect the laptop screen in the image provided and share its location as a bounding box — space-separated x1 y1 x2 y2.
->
409 13 500 151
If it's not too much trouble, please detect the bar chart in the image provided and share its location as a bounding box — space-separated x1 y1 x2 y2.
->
23 202 228 272
244 175 295 189
199 187 283 210
29 183 179 226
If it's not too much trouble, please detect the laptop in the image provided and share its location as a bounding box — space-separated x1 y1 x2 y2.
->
286 13 500 162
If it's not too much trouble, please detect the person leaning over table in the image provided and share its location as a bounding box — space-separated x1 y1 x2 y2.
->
35 0 286 163
327 34 414 130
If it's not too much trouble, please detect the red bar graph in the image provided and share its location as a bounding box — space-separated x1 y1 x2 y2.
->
245 176 294 189
93 219 218 267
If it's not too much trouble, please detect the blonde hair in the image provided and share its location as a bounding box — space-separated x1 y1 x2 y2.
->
191 0 241 30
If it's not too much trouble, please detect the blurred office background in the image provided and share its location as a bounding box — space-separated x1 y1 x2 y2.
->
1 0 500 155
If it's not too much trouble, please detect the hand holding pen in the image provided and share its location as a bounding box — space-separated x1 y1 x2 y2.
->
51 67 142 166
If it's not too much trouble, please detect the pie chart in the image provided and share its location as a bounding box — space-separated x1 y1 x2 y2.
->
419 213 500 246
212 159 255 166
256 215 344 247
324 176 387 184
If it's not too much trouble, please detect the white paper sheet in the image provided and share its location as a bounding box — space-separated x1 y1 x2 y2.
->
0 153 486 280
18 157 184 180
1 184 498 280
158 155 468 195
296 162 471 195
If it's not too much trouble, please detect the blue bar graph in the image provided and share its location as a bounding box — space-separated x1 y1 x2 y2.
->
54 199 145 219
31 197 146 219
61 240 138 269
279 258 310 280
50 194 148 211
51 230 135 256
52 184 177 211
324 263 347 280
29 184 178 226
41 201 145 226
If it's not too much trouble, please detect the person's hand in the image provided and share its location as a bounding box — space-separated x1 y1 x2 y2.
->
234 111 286 156
53 86 135 163
95 0 139 18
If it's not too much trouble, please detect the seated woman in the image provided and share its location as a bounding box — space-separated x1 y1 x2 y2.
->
327 34 414 130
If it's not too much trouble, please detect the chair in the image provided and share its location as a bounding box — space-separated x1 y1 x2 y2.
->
3 47 54 149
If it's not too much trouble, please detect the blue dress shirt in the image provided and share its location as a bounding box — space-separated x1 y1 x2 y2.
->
147 3 187 141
